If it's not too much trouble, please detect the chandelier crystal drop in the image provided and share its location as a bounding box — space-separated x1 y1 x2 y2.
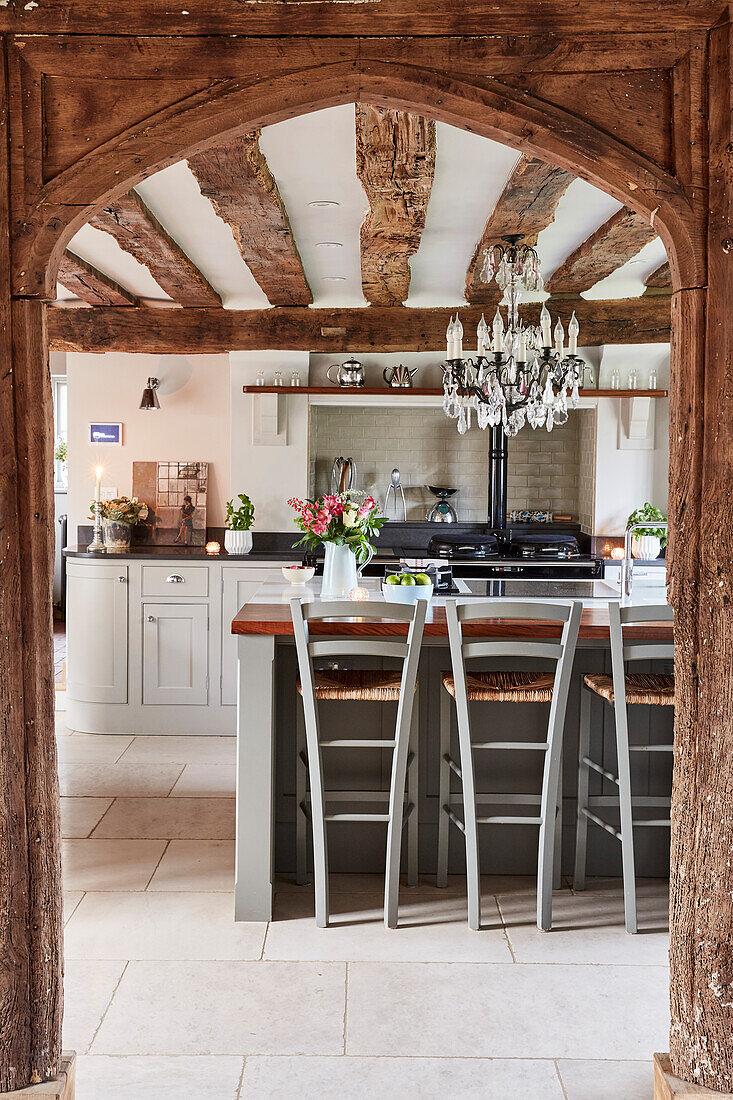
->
442 234 588 437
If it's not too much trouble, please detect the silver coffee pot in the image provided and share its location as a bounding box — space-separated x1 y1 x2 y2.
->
383 363 420 388
326 358 366 388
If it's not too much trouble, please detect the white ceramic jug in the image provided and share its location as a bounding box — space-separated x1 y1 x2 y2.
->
321 542 373 599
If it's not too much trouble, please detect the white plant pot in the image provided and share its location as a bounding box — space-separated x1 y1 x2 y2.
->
224 529 253 555
631 534 661 560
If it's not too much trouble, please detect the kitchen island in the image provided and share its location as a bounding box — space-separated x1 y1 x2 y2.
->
231 577 673 920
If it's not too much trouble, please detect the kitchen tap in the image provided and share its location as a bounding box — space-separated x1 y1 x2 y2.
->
621 520 668 597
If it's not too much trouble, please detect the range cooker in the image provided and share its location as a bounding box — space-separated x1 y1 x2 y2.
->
416 530 604 581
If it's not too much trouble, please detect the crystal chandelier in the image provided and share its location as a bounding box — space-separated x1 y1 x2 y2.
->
442 234 587 437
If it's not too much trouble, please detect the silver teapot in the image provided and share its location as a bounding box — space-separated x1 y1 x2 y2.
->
383 363 420 388
326 358 366 388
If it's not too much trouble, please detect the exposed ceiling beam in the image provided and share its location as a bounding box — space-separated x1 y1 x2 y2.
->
547 207 658 293
56 252 139 307
187 132 312 307
89 191 222 307
644 259 671 290
465 157 573 302
47 296 671 355
355 104 436 306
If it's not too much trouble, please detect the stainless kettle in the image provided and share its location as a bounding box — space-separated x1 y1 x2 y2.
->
327 358 366 388
383 363 420 388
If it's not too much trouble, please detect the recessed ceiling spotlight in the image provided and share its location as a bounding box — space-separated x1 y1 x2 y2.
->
322 276 347 282
316 241 343 249
309 200 340 209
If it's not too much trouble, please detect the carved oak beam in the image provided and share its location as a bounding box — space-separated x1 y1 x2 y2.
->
187 132 312 307
644 259 671 290
90 191 222 307
56 251 138 307
547 207 658 293
466 157 573 302
355 104 436 306
47 295 670 354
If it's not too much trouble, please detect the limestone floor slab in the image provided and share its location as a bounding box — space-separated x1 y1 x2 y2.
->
346 961 669 1059
557 1058 652 1099
266 885 512 963
91 797 235 839
63 960 127 1053
169 763 236 797
62 839 167 891
75 1055 244 1100
59 762 184 798
497 891 670 965
56 732 134 763
65 891 266 960
91 961 346 1056
60 796 113 839
241 1055 566 1098
572 877 669 898
147 840 234 891
119 735 236 765
63 892 84 924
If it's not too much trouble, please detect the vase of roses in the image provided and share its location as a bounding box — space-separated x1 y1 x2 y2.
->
288 491 387 599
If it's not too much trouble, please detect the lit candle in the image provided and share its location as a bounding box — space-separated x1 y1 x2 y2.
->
554 318 565 357
540 304 552 347
95 466 103 506
568 311 579 355
455 315 463 359
492 309 504 353
205 541 221 555
349 586 370 601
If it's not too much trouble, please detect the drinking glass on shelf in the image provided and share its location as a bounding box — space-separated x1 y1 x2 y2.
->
273 370 284 387
626 368 638 390
648 368 658 389
609 368 620 390
290 370 301 387
255 369 266 387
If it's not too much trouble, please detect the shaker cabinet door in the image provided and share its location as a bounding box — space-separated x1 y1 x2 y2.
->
143 602 208 705
66 563 129 703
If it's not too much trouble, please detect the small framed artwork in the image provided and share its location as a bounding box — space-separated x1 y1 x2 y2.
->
89 422 123 446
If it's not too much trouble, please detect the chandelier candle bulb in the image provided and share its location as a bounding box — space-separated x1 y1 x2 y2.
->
568 311 579 356
446 316 455 359
492 309 504 352
540 304 552 347
554 318 565 357
455 316 463 358
517 329 527 362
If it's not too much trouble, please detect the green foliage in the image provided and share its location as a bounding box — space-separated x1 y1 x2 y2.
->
90 496 148 525
54 439 68 463
626 502 667 547
226 493 255 531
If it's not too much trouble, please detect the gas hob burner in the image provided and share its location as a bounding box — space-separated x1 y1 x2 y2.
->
511 538 580 560
427 532 501 559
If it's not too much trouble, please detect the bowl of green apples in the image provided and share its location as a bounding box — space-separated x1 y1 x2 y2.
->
382 569 434 604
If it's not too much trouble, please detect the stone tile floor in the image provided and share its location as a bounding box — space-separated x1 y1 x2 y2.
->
55 709 669 1099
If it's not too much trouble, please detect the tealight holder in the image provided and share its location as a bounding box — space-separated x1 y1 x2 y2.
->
205 541 221 555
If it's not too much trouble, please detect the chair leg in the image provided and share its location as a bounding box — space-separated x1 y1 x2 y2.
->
385 695 417 929
295 702 308 886
573 686 592 891
553 743 563 891
407 704 419 887
614 697 638 934
454 694 481 930
537 687 570 932
437 686 451 888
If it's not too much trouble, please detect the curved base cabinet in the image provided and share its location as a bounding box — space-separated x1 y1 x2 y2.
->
65 558 285 735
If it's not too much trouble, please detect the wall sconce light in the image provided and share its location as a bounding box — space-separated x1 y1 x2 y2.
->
139 377 161 410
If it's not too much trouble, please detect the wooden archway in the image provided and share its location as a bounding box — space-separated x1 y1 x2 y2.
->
0 17 730 1094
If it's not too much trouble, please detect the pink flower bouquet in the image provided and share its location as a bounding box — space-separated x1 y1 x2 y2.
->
288 491 388 565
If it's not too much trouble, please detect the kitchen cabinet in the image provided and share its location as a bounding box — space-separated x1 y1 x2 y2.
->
66 562 128 704
143 602 209 705
65 555 288 734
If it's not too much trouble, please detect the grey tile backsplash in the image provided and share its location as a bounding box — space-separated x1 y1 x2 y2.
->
309 406 590 527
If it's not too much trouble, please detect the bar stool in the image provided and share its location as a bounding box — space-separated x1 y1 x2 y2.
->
438 599 582 932
573 601 674 933
291 597 426 928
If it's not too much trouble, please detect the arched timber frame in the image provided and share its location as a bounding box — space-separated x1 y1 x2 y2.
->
0 17 730 1094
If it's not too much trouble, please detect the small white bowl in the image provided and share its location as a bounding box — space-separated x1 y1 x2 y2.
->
381 581 433 604
282 565 315 585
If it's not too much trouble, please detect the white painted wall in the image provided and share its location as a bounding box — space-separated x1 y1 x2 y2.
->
67 352 231 539
593 396 669 534
229 351 310 530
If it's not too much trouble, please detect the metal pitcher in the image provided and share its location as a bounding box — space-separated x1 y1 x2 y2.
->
326 358 366 388
383 363 420 388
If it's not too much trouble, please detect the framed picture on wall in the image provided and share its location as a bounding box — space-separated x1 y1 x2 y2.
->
89 422 123 445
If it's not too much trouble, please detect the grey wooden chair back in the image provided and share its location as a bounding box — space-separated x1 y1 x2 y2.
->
290 597 426 928
610 602 674 700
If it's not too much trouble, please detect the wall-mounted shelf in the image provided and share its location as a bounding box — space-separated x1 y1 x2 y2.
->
242 386 668 398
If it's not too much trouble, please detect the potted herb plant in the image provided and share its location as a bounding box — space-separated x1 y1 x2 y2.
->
626 502 667 560
91 496 149 551
288 491 387 598
225 493 255 555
